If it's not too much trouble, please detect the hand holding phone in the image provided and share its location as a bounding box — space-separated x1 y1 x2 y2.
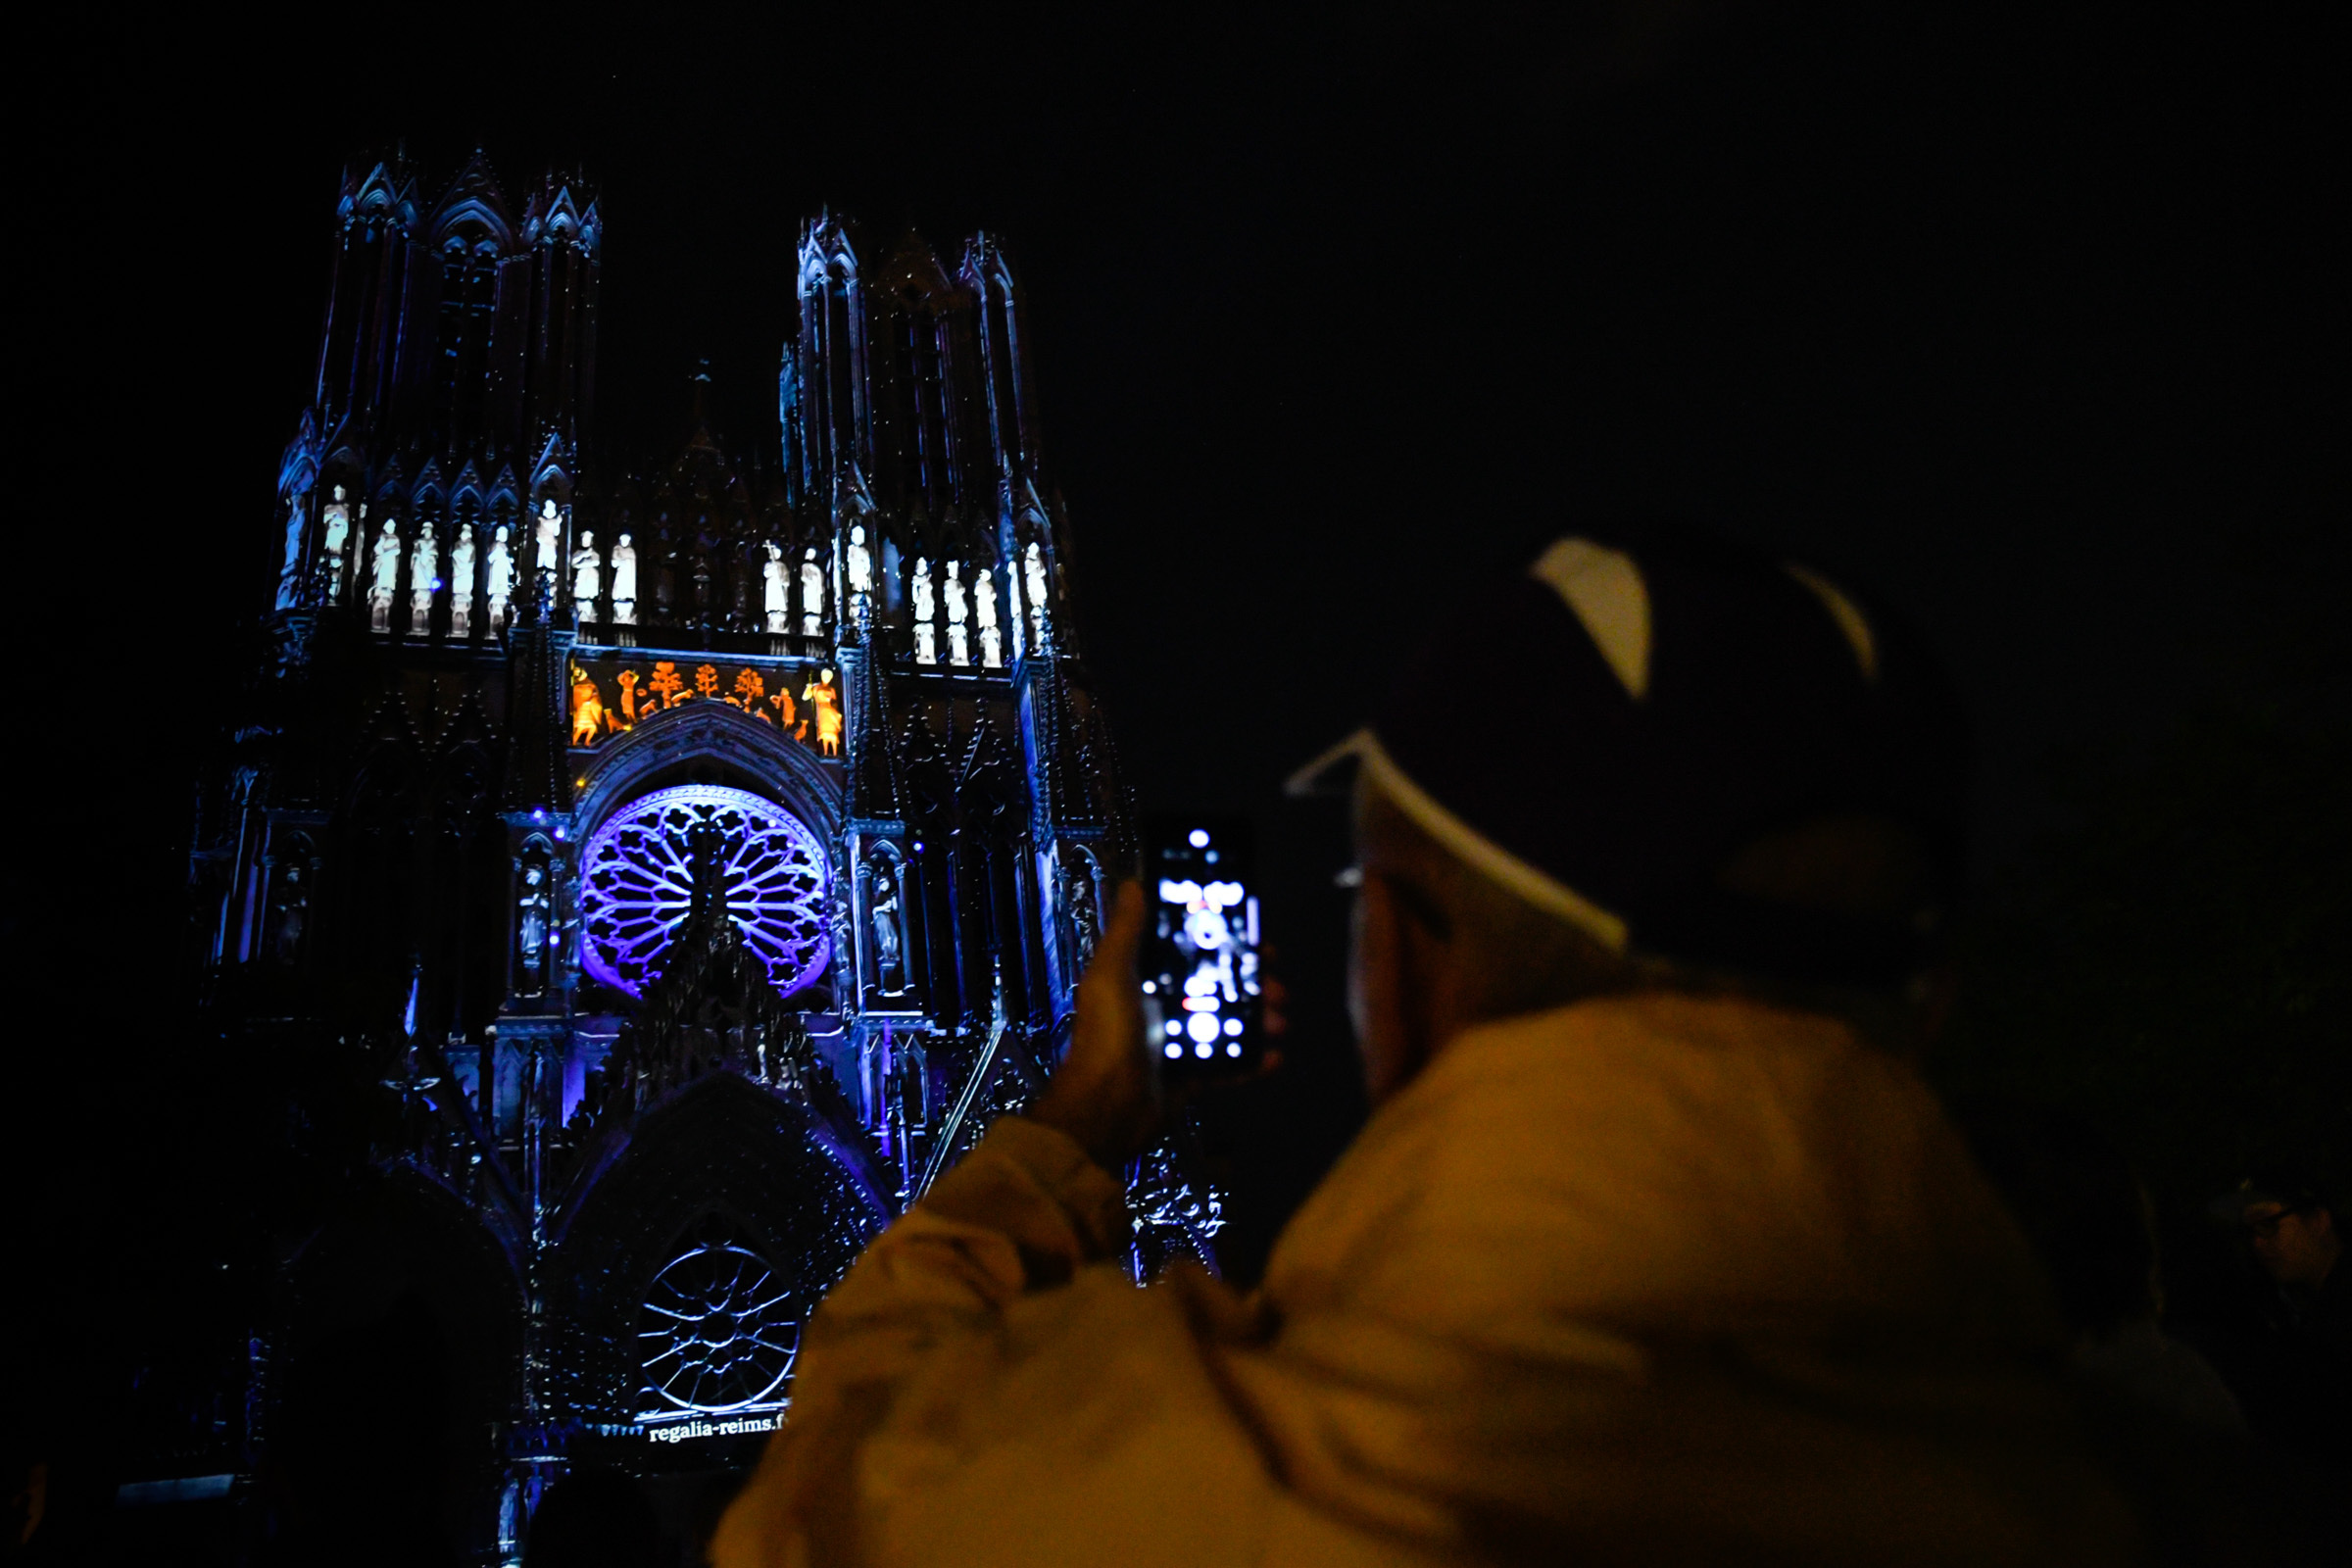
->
1028 883 1163 1170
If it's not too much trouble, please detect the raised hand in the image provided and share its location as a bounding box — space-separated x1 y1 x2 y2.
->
1027 883 1162 1169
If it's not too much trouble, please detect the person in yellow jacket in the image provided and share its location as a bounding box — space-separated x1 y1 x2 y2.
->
716 530 2152 1566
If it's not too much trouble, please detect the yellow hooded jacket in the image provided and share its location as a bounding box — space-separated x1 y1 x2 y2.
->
714 993 2147 1567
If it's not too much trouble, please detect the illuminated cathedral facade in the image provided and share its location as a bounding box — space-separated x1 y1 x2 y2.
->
191 150 1219 1559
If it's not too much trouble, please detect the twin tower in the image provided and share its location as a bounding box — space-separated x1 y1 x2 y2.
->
191 149 1217 1558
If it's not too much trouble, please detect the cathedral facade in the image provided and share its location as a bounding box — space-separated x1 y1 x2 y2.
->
191 150 1218 1559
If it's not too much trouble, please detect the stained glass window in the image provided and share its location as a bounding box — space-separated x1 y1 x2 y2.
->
578 784 830 999
637 1235 800 1417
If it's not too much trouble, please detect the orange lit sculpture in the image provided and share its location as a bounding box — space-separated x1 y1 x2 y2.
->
806 673 843 757
564 655 853 759
570 665 609 746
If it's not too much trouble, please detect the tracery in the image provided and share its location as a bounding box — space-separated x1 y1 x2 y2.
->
578 784 831 1000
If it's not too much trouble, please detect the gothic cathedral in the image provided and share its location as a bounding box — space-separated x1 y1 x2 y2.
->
191 150 1220 1558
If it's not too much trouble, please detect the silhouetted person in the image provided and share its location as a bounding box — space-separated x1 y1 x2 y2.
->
522 1466 660 1568
1957 1103 2242 1433
2218 1167 2350 1458
717 530 2153 1565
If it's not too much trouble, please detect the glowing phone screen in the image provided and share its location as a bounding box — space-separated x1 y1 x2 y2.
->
1139 816 1261 1075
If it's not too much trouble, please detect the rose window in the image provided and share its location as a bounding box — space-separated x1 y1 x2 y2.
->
637 1236 800 1416
579 784 830 999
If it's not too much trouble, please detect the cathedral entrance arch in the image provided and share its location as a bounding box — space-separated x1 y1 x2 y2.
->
542 1072 888 1431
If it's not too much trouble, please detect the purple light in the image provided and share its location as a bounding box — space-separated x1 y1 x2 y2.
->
578 784 830 999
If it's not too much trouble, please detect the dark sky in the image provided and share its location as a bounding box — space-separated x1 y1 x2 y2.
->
39 5 2339 837
24 5 2344 1266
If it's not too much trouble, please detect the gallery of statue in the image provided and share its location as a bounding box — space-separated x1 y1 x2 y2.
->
187 150 1218 1559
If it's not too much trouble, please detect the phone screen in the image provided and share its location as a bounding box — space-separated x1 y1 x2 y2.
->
1139 816 1262 1076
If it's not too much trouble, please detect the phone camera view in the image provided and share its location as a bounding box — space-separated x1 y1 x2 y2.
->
1141 819 1260 1070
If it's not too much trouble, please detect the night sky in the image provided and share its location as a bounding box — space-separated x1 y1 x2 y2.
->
19 7 2344 1273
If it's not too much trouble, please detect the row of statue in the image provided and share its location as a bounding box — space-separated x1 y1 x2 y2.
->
303 489 1054 658
311 487 547 635
903 532 1054 668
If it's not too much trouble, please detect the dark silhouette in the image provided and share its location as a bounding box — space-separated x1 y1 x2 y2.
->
2201 1167 2351 1458
1954 1102 2242 1432
523 1466 661 1568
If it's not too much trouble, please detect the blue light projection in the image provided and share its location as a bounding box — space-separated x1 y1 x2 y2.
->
579 784 830 999
637 1236 800 1418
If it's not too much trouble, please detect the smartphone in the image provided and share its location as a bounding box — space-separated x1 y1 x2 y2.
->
1138 815 1263 1077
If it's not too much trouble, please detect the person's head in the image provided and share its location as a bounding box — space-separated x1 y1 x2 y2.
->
2234 1170 2339 1288
1299 525 1969 1103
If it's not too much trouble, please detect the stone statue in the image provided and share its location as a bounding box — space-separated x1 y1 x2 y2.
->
571 529 602 624
976 564 1004 667
1064 860 1101 967
847 523 873 597
911 558 937 664
487 522 514 631
611 531 638 624
1025 542 1051 650
570 663 606 746
805 672 844 757
762 543 789 632
869 862 905 992
535 498 563 573
276 485 310 610
320 485 352 606
944 560 970 666
270 855 310 962
517 862 549 989
410 522 438 630
801 549 826 637
368 519 402 631
449 523 476 637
